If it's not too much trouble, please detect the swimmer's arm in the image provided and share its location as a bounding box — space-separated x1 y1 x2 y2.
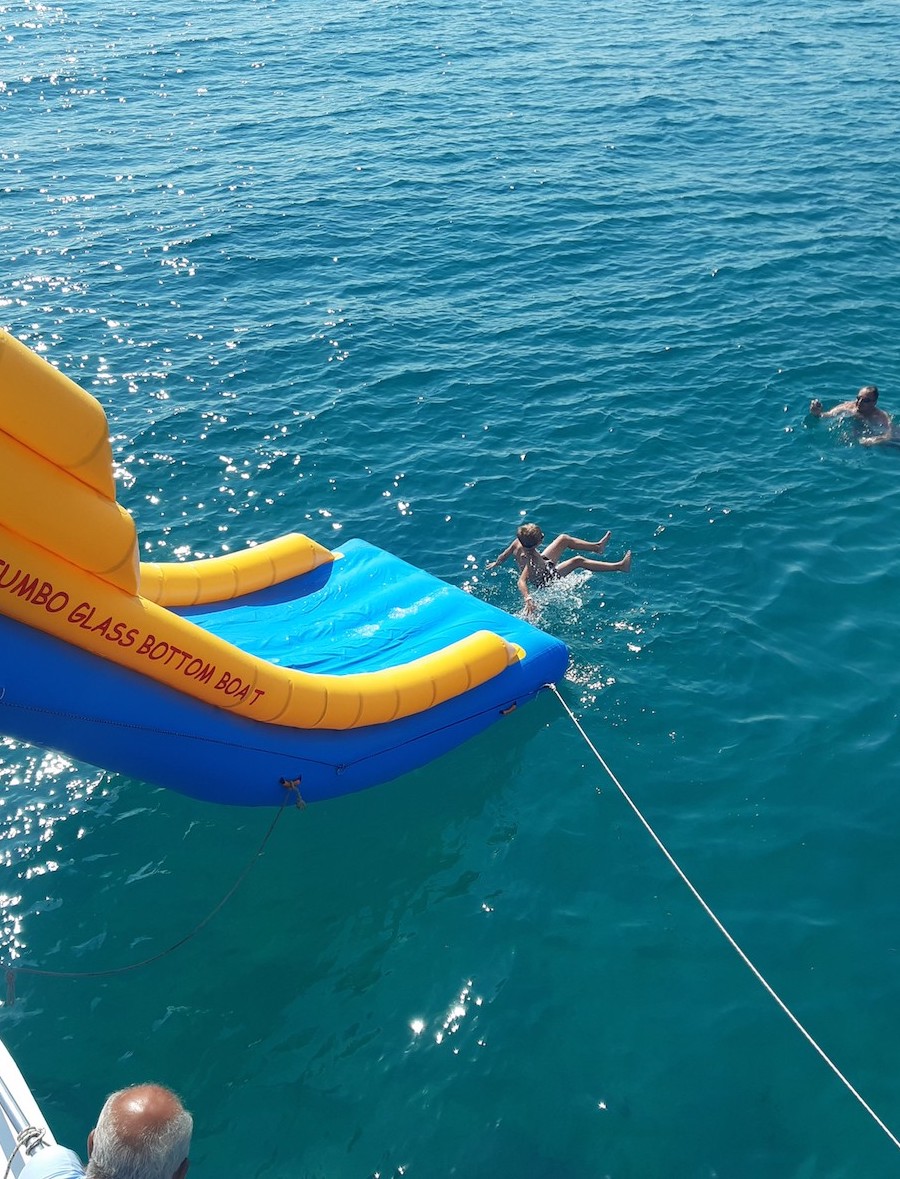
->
810 399 852 418
517 567 536 616
487 540 517 569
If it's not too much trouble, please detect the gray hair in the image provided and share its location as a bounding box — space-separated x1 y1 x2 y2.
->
85 1086 192 1179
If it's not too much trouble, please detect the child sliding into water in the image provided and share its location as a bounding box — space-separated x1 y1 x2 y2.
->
488 523 632 616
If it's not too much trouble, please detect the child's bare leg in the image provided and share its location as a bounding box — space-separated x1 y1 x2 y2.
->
556 550 632 577
577 531 612 556
542 531 611 561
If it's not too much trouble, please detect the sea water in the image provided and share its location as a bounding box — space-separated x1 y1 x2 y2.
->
3 0 900 1175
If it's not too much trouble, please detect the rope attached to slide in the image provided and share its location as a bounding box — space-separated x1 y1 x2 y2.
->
549 682 900 1155
3 787 297 1006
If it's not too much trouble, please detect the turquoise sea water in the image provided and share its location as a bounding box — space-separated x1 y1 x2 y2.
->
4 0 900 1174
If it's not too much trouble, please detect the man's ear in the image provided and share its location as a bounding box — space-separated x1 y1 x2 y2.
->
87 1129 95 1157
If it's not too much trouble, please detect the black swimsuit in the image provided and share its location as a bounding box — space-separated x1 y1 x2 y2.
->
532 555 559 585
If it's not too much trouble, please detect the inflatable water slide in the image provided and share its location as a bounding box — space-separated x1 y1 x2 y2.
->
0 331 568 806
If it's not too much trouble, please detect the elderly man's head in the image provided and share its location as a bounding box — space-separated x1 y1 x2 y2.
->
86 1084 192 1179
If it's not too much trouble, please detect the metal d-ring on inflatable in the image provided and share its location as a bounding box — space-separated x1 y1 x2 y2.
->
0 330 568 806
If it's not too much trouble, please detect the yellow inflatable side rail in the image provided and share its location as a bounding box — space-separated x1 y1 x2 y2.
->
0 428 139 594
0 524 521 730
140 533 336 607
0 330 116 499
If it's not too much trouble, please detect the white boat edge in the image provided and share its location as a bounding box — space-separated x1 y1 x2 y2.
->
0 1036 56 1177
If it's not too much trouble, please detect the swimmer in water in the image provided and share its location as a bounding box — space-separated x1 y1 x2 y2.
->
809 384 896 445
488 522 632 617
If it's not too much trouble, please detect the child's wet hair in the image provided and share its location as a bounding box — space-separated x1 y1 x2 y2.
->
517 523 543 549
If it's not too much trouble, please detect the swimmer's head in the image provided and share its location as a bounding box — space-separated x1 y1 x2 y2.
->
517 523 544 550
857 385 879 406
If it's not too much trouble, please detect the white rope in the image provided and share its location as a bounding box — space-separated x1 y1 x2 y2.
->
3 1126 48 1179
549 683 900 1153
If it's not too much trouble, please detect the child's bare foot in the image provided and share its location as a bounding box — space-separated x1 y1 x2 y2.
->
619 550 632 573
589 531 611 554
